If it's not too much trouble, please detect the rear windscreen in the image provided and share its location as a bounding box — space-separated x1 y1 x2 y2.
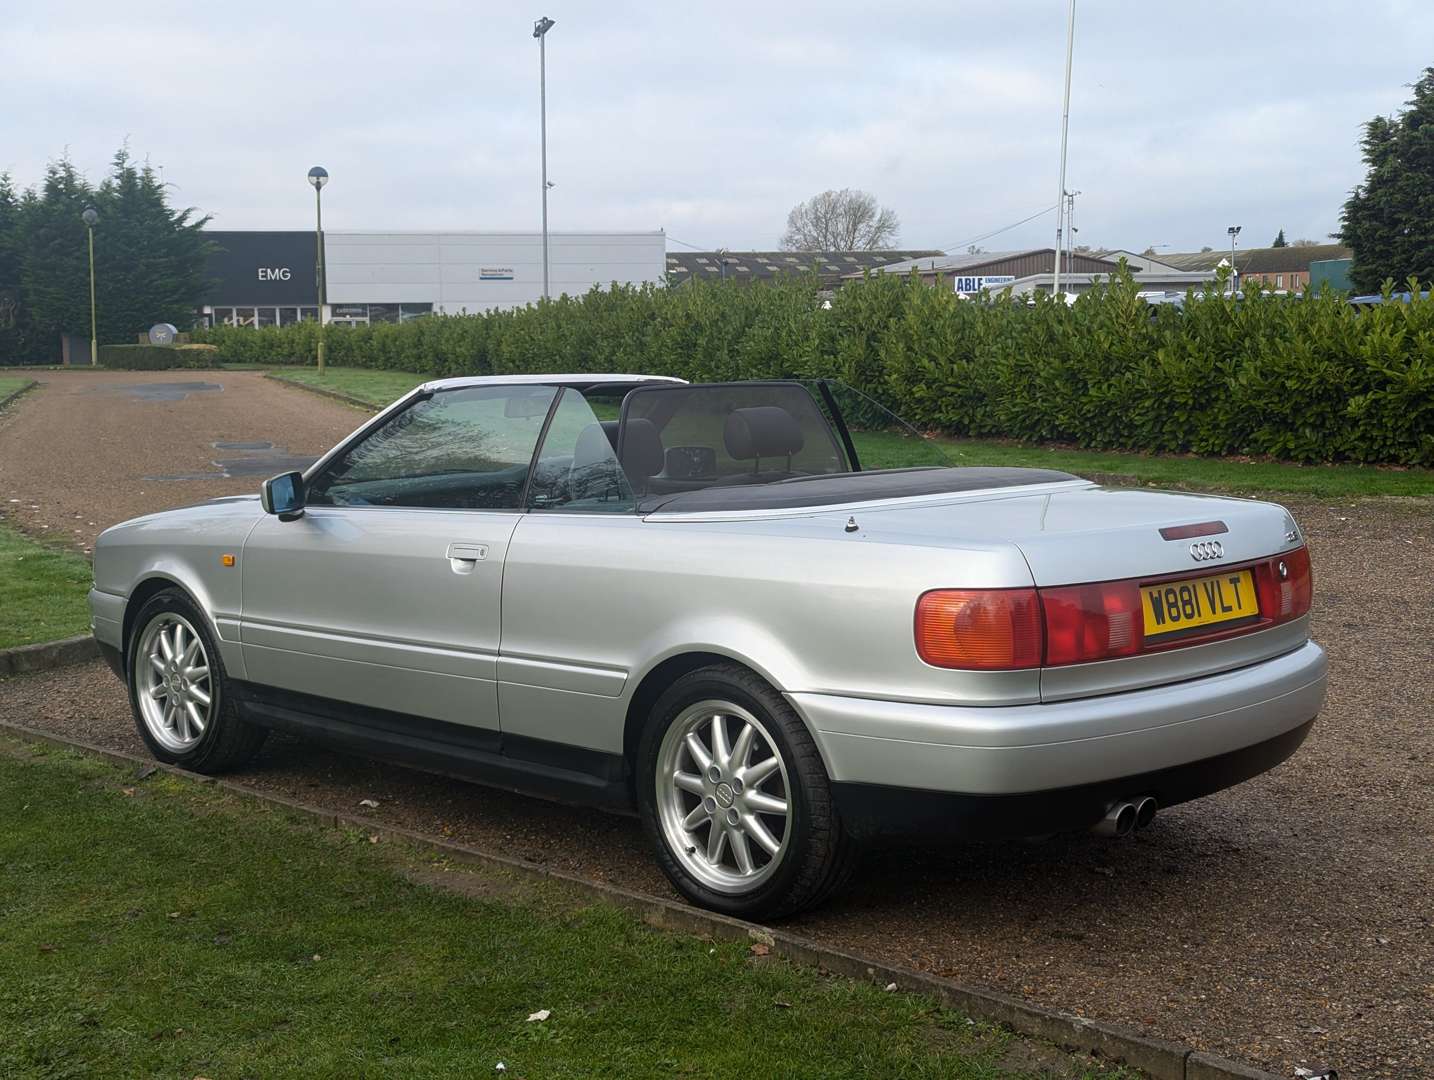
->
621 383 848 491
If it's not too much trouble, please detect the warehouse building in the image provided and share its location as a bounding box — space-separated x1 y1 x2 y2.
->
852 248 1215 298
1160 244 1351 293
201 230 667 327
665 249 943 289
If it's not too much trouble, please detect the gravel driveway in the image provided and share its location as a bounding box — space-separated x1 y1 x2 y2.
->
1 370 1431 1077
0 370 362 552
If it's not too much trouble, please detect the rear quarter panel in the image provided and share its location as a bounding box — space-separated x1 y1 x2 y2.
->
497 511 1038 755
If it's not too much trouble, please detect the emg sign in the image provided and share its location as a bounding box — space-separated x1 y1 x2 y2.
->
953 275 1015 294
203 232 318 305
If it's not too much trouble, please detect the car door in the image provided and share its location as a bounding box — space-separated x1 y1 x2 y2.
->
497 386 648 755
239 383 559 736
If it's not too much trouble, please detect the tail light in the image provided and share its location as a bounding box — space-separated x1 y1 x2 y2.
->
914 588 1042 670
1041 579 1143 666
916 546 1312 670
1253 545 1313 623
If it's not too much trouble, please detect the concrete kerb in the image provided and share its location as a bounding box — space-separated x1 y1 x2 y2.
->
0 635 98 677
0 716 1286 1080
261 371 382 412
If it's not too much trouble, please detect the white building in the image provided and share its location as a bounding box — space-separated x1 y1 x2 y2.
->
201 229 667 327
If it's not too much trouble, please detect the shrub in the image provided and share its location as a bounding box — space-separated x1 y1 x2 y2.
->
189 273 1434 466
97 343 217 370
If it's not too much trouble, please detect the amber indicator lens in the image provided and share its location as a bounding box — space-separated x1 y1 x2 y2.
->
914 589 1043 670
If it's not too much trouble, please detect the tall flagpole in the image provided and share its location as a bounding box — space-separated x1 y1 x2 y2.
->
1052 0 1076 299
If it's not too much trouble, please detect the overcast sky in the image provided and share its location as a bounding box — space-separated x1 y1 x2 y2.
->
4 1 1431 254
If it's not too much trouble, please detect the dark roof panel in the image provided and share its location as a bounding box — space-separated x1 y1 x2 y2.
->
666 249 943 286
1162 244 1351 273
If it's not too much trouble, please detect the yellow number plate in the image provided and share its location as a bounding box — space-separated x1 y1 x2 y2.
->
1142 570 1259 639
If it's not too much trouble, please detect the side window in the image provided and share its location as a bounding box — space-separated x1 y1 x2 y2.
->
526 388 636 512
306 386 556 510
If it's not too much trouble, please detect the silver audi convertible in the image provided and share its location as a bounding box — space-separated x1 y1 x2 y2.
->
89 376 1327 917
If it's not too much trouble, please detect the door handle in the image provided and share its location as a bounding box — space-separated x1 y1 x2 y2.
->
446 542 489 574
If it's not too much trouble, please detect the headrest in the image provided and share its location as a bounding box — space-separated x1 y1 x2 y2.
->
599 420 619 451
619 418 664 479
723 406 805 460
572 423 615 469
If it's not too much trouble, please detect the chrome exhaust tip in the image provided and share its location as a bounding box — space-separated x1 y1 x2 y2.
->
1093 801 1137 838
1133 796 1158 831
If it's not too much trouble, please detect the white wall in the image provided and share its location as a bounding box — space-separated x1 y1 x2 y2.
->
323 231 666 313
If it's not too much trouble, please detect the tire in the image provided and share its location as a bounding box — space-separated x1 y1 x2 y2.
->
636 663 858 919
126 588 266 774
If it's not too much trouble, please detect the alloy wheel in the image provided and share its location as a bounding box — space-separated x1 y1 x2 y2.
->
134 613 215 753
655 699 792 894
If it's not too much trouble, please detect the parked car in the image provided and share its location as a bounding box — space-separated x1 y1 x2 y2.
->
89 376 1327 918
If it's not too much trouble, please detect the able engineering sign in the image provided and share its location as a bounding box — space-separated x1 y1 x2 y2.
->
953 275 1015 294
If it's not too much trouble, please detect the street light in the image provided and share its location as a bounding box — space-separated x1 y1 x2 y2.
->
1226 225 1242 296
81 207 99 366
307 166 329 375
534 16 556 301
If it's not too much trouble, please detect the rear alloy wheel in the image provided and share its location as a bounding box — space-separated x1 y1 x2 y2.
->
638 664 857 919
656 700 792 894
126 589 266 773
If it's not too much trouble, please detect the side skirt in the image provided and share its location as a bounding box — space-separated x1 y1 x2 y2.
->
233 681 633 813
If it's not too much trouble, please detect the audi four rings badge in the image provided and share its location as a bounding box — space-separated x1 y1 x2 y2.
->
1189 540 1224 561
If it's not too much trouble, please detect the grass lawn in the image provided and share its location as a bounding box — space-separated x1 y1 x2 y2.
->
267 366 432 409
0 524 92 648
0 740 1124 1080
0 375 36 402
853 431 1434 499
269 366 1434 499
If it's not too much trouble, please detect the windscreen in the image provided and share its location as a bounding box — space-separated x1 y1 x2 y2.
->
620 383 848 494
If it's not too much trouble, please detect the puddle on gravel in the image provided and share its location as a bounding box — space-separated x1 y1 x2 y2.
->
86 381 225 402
142 441 315 481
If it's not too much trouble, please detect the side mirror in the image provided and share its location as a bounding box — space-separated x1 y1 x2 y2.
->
261 471 306 522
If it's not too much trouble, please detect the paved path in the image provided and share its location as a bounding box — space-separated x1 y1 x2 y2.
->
0 370 363 551
0 371 1430 1076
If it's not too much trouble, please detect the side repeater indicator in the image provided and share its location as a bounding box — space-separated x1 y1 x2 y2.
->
221 554 236 567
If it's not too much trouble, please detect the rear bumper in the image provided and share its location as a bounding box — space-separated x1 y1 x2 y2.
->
790 640 1326 825
831 719 1313 840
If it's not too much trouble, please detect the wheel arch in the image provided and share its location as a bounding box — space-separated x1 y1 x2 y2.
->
620 647 831 792
121 574 215 669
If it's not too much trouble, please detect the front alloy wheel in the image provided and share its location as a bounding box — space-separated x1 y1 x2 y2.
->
134 613 214 752
125 588 266 773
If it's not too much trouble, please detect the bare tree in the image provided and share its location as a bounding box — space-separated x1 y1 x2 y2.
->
780 189 900 251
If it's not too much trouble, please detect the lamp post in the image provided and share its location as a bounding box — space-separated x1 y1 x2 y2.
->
1051 0 1076 299
82 207 98 366
307 166 329 375
1226 225 1242 297
534 16 556 301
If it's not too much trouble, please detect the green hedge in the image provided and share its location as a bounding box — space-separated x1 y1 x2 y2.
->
98 343 218 370
192 270 1434 465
